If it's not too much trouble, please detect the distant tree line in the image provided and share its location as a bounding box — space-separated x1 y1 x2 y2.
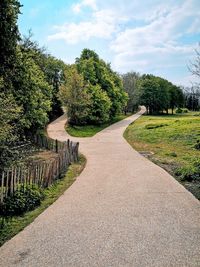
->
122 70 200 114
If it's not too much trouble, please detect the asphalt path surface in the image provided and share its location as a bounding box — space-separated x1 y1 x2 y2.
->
0 107 200 267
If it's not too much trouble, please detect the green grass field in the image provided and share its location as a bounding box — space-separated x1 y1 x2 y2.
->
124 112 200 199
0 155 86 246
66 114 130 137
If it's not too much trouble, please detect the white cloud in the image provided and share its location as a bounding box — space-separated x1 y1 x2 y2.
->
110 0 200 78
72 0 97 14
48 9 124 44
47 0 199 85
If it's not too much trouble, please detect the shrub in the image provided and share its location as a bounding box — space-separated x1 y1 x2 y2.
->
168 152 177 157
176 159 200 181
176 107 183 113
194 140 200 150
0 185 45 217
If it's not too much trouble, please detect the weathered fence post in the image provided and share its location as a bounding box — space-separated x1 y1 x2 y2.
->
55 139 58 153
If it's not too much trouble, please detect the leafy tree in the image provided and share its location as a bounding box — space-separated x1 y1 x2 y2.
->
122 72 140 112
87 84 111 124
76 49 128 119
185 86 200 111
136 74 184 114
0 88 21 170
0 0 22 91
168 85 184 114
59 67 91 125
12 47 52 132
189 43 200 81
137 75 161 114
20 34 65 119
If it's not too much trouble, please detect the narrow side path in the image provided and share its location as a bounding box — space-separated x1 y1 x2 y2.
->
0 108 200 267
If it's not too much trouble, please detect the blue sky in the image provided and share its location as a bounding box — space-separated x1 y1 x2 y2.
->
19 0 200 86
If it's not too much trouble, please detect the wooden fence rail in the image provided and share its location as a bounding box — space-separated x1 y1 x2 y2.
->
0 135 79 204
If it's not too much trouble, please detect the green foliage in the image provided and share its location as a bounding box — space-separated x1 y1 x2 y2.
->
0 155 86 246
124 113 200 199
87 84 111 124
176 158 200 181
59 67 91 125
122 72 140 112
75 48 128 120
137 75 166 114
194 140 200 150
12 47 52 131
20 34 66 118
0 185 45 217
176 107 183 113
0 0 22 89
0 90 22 170
136 74 184 114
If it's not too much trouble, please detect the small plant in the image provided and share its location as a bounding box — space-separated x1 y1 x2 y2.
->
175 107 183 113
0 185 45 217
175 158 200 181
168 152 177 157
194 140 200 150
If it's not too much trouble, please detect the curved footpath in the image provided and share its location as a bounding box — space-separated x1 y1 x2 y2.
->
0 108 200 267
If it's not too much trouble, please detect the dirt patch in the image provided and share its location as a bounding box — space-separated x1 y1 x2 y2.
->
26 150 58 163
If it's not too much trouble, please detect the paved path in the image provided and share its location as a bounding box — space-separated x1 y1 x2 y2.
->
0 108 200 267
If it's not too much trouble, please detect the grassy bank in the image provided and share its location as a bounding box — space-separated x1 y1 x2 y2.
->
0 155 86 246
124 112 200 199
66 114 131 137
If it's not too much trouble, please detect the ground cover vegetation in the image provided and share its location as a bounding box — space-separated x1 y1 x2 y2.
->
124 113 200 199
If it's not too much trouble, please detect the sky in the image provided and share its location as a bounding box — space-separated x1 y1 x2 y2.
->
18 0 200 86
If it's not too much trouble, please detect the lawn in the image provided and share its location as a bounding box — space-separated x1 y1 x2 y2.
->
124 112 200 199
0 155 86 246
66 114 131 137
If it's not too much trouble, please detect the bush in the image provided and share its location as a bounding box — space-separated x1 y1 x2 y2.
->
176 159 200 181
0 185 45 217
176 107 183 113
194 140 200 150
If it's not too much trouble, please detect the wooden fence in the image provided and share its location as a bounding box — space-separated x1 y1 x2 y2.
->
0 135 79 204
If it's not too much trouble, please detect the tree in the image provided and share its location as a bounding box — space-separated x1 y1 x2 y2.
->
76 49 128 118
189 43 200 81
185 86 200 111
0 0 22 91
168 85 184 114
122 72 140 113
137 76 160 114
0 89 21 170
58 67 91 125
20 33 66 119
12 47 52 132
87 84 111 124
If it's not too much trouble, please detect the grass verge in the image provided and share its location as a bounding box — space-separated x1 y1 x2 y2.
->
124 112 200 200
0 155 86 247
66 114 132 137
